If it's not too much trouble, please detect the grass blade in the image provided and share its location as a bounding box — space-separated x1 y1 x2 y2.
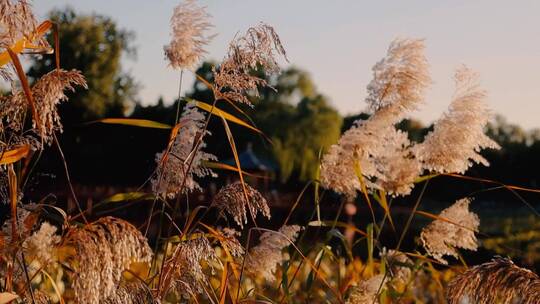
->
0 21 52 67
89 118 172 129
40 269 65 304
219 261 229 304
100 192 155 204
192 99 262 134
0 145 30 165
202 161 267 179
8 165 18 244
0 293 18 304
8 48 42 134
308 220 367 237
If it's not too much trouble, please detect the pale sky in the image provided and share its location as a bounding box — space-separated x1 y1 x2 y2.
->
33 1 540 129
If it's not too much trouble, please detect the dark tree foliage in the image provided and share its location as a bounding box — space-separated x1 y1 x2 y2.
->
26 8 146 192
25 9 540 207
28 7 138 122
132 63 342 185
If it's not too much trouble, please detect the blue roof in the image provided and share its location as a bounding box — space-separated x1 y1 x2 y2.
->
224 143 276 172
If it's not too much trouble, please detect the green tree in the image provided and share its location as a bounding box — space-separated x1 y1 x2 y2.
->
27 8 141 184
28 7 137 123
272 94 342 181
487 115 532 146
253 68 342 182
184 64 342 183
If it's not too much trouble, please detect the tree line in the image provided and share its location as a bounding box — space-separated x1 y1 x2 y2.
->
19 8 540 202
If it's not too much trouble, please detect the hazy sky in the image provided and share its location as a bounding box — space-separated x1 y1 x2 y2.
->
33 1 540 129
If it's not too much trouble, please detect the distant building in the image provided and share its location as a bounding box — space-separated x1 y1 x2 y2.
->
223 143 276 192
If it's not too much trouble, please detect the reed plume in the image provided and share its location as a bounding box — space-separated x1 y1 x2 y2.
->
29 69 87 145
0 204 38 241
0 0 42 81
320 101 421 197
213 23 287 106
321 42 499 200
414 66 500 173
218 227 244 257
0 205 39 284
420 198 480 264
2 69 87 148
102 282 157 304
246 225 301 282
212 181 271 228
321 38 429 197
22 290 51 304
381 249 412 286
0 0 43 48
152 103 216 198
158 235 217 299
365 38 431 122
227 23 286 74
346 274 387 304
63 217 152 304
447 257 540 304
164 0 214 70
23 221 60 267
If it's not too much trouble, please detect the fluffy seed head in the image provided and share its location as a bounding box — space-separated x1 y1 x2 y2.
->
0 0 49 84
227 23 287 74
164 0 214 70
321 38 429 198
30 69 87 145
213 23 287 106
246 225 301 282
414 66 500 173
152 103 217 198
213 181 271 228
23 221 60 266
321 116 421 197
0 0 43 48
366 38 430 122
447 257 540 304
381 249 413 286
218 228 244 257
64 217 153 304
420 198 480 264
160 236 217 299
2 69 87 149
345 274 387 304
102 282 157 304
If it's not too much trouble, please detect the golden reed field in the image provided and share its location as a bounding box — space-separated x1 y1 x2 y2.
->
0 0 539 303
